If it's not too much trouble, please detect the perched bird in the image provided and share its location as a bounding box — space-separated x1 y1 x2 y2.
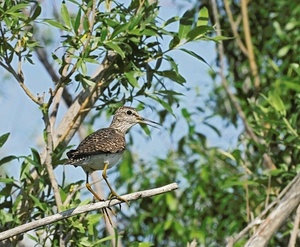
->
65 106 160 203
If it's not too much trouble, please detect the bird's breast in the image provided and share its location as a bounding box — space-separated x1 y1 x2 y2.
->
73 152 124 172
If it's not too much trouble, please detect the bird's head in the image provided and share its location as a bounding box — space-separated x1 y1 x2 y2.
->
110 106 161 133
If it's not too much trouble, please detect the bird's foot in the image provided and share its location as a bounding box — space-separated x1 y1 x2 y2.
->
108 191 130 207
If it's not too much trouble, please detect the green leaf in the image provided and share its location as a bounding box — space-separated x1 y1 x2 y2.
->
278 46 290 57
61 2 72 29
104 41 125 58
0 177 15 184
44 19 69 31
186 26 212 41
210 35 233 42
146 94 174 115
267 91 286 116
180 48 209 66
111 22 130 39
156 90 184 96
0 155 17 166
162 16 180 28
29 5 41 21
203 121 221 137
125 72 140 88
156 70 186 84
281 80 300 91
29 194 47 211
0 133 10 148
178 10 194 39
31 148 41 165
73 8 82 34
82 77 96 86
283 117 298 137
169 35 180 49
218 149 236 161
138 243 154 247
197 7 209 26
7 3 29 13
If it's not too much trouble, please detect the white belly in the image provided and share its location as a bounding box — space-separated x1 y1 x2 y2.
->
75 152 123 172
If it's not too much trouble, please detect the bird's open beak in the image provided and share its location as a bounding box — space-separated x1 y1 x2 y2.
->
138 117 161 129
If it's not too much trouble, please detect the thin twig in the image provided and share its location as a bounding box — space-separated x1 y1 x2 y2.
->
240 0 260 89
223 0 248 56
0 183 179 241
43 109 63 210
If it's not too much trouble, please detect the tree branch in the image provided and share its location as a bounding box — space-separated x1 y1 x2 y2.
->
288 203 300 247
245 174 300 247
0 183 178 241
241 0 260 89
223 0 248 56
227 170 300 246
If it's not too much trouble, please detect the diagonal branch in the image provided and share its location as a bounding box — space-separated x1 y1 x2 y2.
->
223 0 248 56
245 174 300 247
0 183 178 241
226 173 300 246
241 0 260 89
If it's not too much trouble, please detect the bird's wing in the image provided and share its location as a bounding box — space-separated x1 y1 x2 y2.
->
66 128 125 162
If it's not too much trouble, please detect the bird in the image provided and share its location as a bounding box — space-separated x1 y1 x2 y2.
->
65 106 160 205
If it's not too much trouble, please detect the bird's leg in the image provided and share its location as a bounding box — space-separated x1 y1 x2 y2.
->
102 162 129 206
85 172 114 225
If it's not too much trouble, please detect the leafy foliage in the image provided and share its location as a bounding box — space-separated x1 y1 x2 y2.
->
0 0 220 246
1 0 298 246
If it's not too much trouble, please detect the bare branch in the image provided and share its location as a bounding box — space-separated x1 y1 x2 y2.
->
0 183 178 241
223 0 248 56
241 0 260 89
288 203 300 247
42 108 63 210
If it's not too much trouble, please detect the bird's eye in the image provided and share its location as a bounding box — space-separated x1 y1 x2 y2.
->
126 110 132 115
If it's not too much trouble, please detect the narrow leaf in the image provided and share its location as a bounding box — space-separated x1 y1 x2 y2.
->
0 133 10 148
197 7 209 26
44 19 69 31
61 2 71 28
156 70 186 84
186 26 212 41
180 48 209 66
0 155 17 166
178 10 194 39
104 41 125 58
125 72 140 88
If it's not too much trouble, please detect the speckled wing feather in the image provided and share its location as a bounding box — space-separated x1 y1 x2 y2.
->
66 128 125 164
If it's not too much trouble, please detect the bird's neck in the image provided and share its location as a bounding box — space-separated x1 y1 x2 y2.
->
110 121 135 134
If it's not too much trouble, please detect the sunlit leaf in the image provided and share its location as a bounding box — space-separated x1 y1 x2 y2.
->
125 71 140 88
44 19 69 31
61 2 72 29
104 41 125 58
197 7 209 26
186 26 212 41
178 9 194 40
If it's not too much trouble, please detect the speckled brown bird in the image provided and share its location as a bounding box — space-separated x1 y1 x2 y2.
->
66 106 160 203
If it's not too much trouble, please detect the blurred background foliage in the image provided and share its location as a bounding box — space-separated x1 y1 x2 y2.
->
0 0 300 246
